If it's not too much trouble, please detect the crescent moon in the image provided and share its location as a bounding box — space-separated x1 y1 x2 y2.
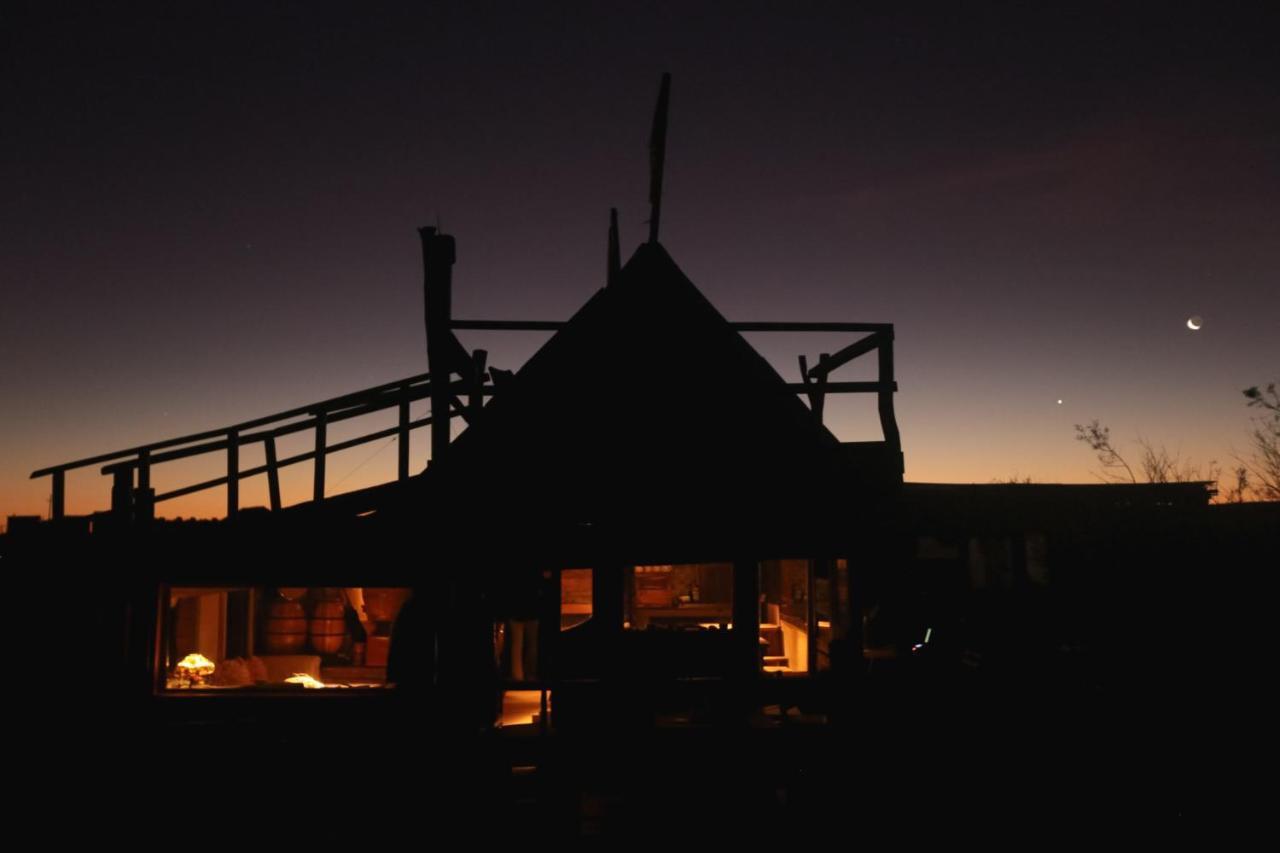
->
1187 316 1203 331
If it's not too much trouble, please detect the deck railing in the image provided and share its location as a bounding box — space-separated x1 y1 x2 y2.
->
31 320 898 525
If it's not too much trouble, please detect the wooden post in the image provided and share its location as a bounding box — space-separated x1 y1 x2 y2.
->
111 467 132 523
877 330 903 474
593 564 624 668
226 430 239 520
50 470 65 522
264 436 282 511
540 567 560 686
135 448 154 523
807 559 819 673
313 411 327 502
420 227 456 465
398 383 411 482
469 349 487 419
798 355 827 423
733 559 761 681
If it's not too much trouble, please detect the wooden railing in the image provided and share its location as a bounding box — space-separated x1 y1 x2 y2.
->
29 372 459 523
30 320 898 525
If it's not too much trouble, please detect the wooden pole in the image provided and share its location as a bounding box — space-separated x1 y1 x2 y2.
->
807 559 819 673
264 436 282 511
421 227 456 465
111 467 132 523
136 448 154 523
648 73 671 243
877 330 903 474
733 559 761 681
50 470 65 522
226 430 239 520
398 383 411 481
468 349 487 419
313 412 327 502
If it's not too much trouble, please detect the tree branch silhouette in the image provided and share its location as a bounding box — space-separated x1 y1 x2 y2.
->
1074 420 1137 483
1241 382 1280 500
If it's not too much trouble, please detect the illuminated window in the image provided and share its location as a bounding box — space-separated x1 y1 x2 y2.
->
623 563 733 631
160 586 410 691
759 559 819 674
560 568 593 630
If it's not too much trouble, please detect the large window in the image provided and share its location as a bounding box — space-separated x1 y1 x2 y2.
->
623 563 733 631
759 559 834 674
161 586 410 691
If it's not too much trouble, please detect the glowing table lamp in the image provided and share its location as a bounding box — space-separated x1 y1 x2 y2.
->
175 653 216 687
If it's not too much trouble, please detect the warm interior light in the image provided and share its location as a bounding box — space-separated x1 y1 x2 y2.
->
174 650 216 686
175 653 216 687
285 672 326 689
177 653 216 673
500 689 548 727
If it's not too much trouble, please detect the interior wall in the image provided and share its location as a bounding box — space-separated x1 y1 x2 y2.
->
778 617 808 672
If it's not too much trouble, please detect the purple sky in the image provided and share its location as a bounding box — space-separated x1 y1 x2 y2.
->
3 3 1277 523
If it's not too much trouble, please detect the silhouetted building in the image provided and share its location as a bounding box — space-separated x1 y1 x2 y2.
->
13 77 1274 832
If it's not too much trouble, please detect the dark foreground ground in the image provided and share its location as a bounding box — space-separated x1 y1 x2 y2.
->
52 675 1196 841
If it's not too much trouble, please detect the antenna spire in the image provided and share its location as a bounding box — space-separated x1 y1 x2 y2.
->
647 72 671 244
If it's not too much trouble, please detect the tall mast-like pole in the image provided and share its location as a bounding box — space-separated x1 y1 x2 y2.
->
647 73 671 244
420 226 456 465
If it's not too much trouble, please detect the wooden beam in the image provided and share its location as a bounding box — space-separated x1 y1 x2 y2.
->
449 395 475 426
807 333 881 379
787 381 895 394
450 320 565 331
732 321 894 333
449 320 896 333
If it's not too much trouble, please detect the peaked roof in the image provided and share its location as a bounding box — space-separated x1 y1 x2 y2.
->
419 243 879 543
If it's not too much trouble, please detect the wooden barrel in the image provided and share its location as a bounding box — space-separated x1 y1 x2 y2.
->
264 600 307 653
362 587 411 624
309 599 346 654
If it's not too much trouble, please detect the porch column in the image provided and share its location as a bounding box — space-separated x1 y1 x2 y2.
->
733 559 760 680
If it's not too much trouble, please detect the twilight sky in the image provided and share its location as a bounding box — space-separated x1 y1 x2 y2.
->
2 2 1277 524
